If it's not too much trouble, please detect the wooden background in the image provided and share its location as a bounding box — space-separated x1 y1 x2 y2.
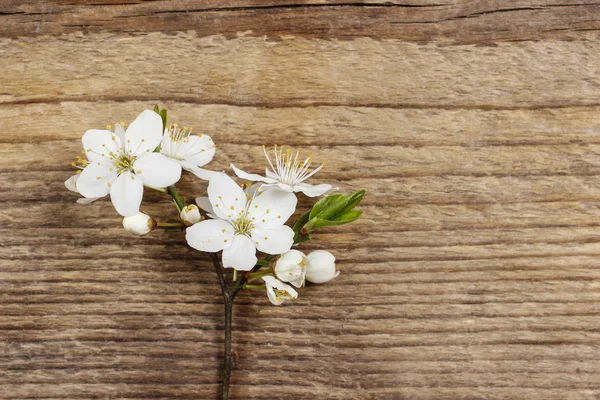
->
2 1 600 399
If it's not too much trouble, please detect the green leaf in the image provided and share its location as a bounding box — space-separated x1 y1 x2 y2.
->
292 211 311 234
343 190 365 213
309 194 343 220
153 104 160 113
331 210 362 224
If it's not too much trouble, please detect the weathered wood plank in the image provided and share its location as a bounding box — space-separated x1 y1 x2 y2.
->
1 1 600 45
2 35 600 108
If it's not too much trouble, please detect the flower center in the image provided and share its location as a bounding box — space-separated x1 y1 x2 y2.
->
274 289 292 302
114 153 136 174
232 215 253 235
262 145 326 186
162 123 193 160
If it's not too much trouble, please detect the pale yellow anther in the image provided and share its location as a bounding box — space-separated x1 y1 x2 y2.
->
96 176 102 180
106 124 111 130
120 121 125 126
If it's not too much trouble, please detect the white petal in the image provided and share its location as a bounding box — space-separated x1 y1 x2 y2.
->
182 134 216 166
251 225 294 255
64 175 79 193
294 182 336 197
207 173 247 221
230 164 274 183
82 129 121 163
109 171 144 217
181 162 220 181
114 123 126 143
133 153 182 188
263 276 298 305
195 196 215 215
185 219 234 253
76 163 117 198
76 197 99 205
265 169 279 180
124 110 163 156
247 189 297 229
260 182 294 193
222 234 257 271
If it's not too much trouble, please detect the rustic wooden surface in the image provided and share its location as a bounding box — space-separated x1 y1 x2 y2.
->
2 1 600 399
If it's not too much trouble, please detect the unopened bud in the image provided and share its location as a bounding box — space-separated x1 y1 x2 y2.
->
305 250 339 284
180 204 202 226
122 212 157 236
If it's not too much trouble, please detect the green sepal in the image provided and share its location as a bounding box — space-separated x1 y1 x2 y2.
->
256 259 270 266
153 105 168 131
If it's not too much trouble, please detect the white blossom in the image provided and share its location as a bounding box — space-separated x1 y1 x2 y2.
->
231 145 336 197
185 173 297 271
274 250 307 288
160 123 218 180
75 110 182 217
64 174 99 205
180 204 202 226
122 212 157 236
305 250 339 284
262 276 298 306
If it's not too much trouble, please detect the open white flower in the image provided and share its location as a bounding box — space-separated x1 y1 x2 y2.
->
75 110 182 217
274 250 307 288
262 276 298 306
186 173 297 271
64 174 99 205
231 145 336 197
160 123 218 180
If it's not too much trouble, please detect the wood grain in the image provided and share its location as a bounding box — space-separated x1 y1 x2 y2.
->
2 1 600 399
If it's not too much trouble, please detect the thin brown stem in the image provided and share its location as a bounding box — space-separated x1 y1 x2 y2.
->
210 253 235 400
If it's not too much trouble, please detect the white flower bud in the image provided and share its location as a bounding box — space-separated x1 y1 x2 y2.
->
262 276 298 306
305 250 339 284
180 204 202 226
274 250 307 288
122 212 157 236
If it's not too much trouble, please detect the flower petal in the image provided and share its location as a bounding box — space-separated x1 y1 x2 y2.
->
109 171 144 217
248 189 297 229
294 182 336 197
76 162 117 198
133 153 182 188
222 234 257 271
207 173 247 221
180 162 220 181
185 219 234 253
260 182 294 193
114 123 126 143
76 197 99 205
251 225 294 255
195 196 215 215
82 129 121 163
64 175 79 193
182 134 216 167
124 110 163 156
230 164 275 183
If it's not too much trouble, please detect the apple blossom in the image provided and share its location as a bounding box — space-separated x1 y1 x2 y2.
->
306 250 339 283
231 145 337 197
274 250 307 288
75 110 182 217
160 123 218 180
262 276 298 306
122 212 157 236
180 204 202 226
185 173 297 271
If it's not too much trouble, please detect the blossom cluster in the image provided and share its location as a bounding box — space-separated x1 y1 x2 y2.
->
66 108 363 305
